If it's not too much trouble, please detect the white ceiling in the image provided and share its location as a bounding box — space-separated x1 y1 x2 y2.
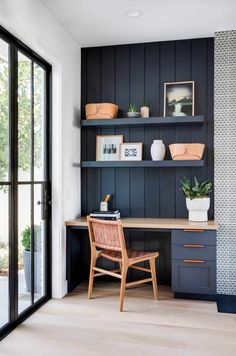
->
40 0 236 47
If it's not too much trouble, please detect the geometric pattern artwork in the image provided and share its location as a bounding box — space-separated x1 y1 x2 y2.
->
214 30 236 295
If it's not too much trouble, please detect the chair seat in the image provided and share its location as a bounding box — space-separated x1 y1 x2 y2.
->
100 248 159 262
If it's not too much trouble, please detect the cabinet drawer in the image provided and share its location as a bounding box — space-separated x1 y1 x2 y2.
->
172 244 216 261
172 229 216 246
172 259 216 294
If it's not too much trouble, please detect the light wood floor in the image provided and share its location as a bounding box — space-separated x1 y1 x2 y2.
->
0 282 236 356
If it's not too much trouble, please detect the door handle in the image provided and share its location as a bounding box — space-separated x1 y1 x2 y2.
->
183 244 205 248
183 259 205 263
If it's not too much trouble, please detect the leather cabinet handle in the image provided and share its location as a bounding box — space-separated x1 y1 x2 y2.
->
183 259 205 263
183 244 205 248
184 229 205 232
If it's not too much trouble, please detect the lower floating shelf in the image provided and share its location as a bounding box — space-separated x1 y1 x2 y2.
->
81 160 204 168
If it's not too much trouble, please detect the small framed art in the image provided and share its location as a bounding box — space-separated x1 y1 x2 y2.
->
120 143 143 161
96 135 123 161
164 81 195 117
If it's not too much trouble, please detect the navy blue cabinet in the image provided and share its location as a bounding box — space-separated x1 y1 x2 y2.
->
171 230 216 296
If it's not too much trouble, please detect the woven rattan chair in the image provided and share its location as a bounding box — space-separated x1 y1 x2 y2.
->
87 216 160 311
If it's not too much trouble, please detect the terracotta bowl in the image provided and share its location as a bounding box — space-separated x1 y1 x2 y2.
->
169 143 205 160
86 103 119 120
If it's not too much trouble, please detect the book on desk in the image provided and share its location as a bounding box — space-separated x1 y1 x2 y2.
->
89 209 120 220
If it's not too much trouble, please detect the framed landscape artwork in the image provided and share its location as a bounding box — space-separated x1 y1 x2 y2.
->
164 81 195 117
96 135 123 161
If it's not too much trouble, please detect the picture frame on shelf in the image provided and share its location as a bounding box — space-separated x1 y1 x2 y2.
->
120 142 143 161
164 81 195 117
96 135 123 161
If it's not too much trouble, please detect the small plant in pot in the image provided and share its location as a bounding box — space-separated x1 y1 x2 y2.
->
127 104 140 118
21 225 41 293
180 176 212 222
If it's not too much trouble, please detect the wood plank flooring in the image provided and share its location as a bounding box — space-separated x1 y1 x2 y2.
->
0 282 236 356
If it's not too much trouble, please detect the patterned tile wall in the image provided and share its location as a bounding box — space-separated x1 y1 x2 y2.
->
215 30 236 295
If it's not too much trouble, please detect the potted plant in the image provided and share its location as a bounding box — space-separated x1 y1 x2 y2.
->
0 241 8 276
180 176 212 222
140 99 150 118
127 104 140 118
21 225 41 293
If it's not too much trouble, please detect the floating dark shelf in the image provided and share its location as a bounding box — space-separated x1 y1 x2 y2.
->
80 160 204 168
81 115 204 127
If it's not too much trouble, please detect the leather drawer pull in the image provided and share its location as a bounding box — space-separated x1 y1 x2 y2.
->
183 259 205 263
183 244 205 248
184 229 205 232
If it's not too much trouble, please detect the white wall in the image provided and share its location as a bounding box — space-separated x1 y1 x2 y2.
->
0 0 81 298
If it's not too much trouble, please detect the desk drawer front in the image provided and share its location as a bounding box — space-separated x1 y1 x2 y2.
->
172 260 216 294
172 230 216 246
172 244 216 261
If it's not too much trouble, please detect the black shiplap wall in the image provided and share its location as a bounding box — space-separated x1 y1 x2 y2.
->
81 38 214 284
81 38 214 220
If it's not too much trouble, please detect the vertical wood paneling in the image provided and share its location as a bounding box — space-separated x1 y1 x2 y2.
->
86 48 101 212
191 39 207 184
100 46 116 209
159 42 176 217
80 38 214 282
81 49 87 214
129 44 145 218
129 44 145 278
115 45 130 216
144 43 160 218
175 40 192 217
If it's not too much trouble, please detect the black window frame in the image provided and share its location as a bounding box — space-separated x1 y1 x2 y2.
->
0 24 52 341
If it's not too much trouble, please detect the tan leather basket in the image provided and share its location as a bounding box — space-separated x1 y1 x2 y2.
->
85 103 119 120
169 143 205 160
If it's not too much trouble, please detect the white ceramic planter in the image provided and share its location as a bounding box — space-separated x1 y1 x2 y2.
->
151 140 166 161
127 111 140 118
186 197 210 222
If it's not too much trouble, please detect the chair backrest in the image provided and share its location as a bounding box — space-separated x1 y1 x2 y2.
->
87 217 126 252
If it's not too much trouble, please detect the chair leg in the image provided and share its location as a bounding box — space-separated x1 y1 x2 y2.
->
119 263 128 312
150 258 158 300
88 253 97 299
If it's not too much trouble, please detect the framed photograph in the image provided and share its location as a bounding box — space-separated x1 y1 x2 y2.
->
120 143 143 161
164 81 195 117
96 135 123 161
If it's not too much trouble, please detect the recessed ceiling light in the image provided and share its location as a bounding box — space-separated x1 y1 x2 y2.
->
124 9 142 18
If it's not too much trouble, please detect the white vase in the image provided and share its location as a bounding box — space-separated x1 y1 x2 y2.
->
141 106 149 118
186 197 210 222
150 140 166 161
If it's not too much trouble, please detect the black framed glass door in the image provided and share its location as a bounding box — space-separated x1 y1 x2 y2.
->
0 26 51 339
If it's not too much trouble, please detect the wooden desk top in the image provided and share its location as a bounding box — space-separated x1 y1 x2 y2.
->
65 217 219 230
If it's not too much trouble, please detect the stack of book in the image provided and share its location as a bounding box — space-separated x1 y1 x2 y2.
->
89 209 120 220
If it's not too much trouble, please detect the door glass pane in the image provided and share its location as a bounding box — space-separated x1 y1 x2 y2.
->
18 52 31 182
0 186 9 328
18 184 32 313
34 64 46 181
0 39 9 182
34 184 46 301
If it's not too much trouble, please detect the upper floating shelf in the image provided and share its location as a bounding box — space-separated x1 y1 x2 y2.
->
81 160 204 168
80 115 204 127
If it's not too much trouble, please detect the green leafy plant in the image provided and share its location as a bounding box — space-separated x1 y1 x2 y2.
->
0 241 8 272
128 104 137 112
21 225 41 252
0 58 43 185
141 99 149 107
180 176 212 200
